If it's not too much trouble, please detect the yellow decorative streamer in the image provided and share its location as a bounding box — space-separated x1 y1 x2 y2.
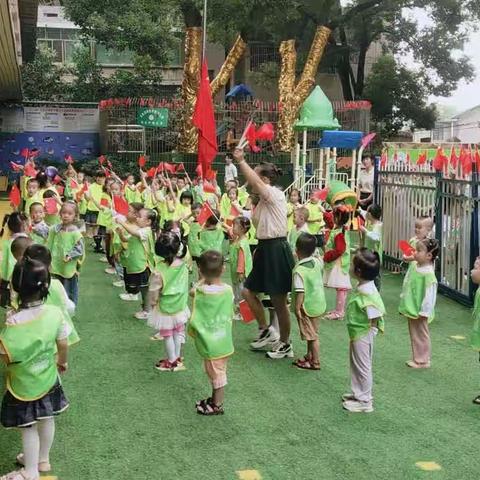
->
277 26 332 152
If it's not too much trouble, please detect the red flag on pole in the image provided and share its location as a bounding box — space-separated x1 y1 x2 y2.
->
192 60 218 180
10 162 22 172
450 147 458 168
9 184 21 207
197 202 214 226
138 155 147 168
24 163 37 178
113 195 129 216
44 197 58 215
64 154 74 164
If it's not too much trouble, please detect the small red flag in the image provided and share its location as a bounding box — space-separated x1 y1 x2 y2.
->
146 167 156 178
417 151 427 166
70 178 78 189
99 155 106 165
64 154 74 164
100 197 110 208
44 197 58 215
113 195 129 216
197 202 214 226
24 163 37 178
138 155 147 168
203 181 216 194
176 163 185 172
20 148 29 159
312 188 328 202
450 147 458 168
256 122 275 142
399 240 415 256
239 300 256 323
9 184 21 207
192 60 218 181
163 162 176 174
432 148 447 171
245 122 259 152
10 162 22 172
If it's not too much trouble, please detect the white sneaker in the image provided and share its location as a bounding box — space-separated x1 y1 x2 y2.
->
120 293 139 301
342 400 373 413
99 256 108 263
112 280 124 288
134 311 148 320
104 267 116 275
265 341 294 359
250 326 280 350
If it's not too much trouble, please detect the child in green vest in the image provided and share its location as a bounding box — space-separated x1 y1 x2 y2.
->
23 178 42 218
359 204 383 290
343 248 385 413
189 251 234 415
287 188 302 232
292 233 326 370
42 190 61 227
29 203 49 246
148 231 190 372
116 208 157 320
287 207 309 255
187 203 203 264
47 201 85 306
228 216 253 318
402 216 434 266
0 212 28 308
173 191 194 236
305 190 326 245
323 206 352 320
124 173 141 204
85 170 106 252
470 257 480 404
399 238 439 369
0 256 70 480
199 210 224 255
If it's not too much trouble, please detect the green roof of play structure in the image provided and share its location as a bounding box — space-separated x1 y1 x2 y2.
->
294 85 341 130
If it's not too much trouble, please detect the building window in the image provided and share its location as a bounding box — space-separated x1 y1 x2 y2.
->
36 27 87 64
96 45 134 66
249 43 280 72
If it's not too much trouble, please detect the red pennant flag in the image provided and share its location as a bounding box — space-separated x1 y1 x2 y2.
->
20 148 29 159
100 197 110 208
475 146 480 172
197 202 214 226
417 151 427 166
9 184 21 207
70 178 78 189
459 147 472 175
138 155 147 168
192 60 218 180
239 300 256 323
433 148 447 171
10 162 22 172
163 162 176 174
44 197 58 215
255 122 275 142
203 181 216 194
24 163 37 178
176 163 185 173
113 195 129 216
312 188 328 202
99 155 106 165
399 240 415 256
146 167 156 178
450 147 458 168
64 154 74 164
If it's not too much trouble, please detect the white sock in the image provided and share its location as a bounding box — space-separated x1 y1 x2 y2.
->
173 333 182 359
37 418 55 464
21 425 40 479
164 336 176 363
270 312 279 333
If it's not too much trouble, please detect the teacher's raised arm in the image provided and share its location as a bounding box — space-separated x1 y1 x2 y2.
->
233 148 273 199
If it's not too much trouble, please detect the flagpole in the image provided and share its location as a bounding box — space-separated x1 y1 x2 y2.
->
202 0 208 60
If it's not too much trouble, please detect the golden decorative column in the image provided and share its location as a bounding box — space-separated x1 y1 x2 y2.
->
276 26 332 152
211 35 247 96
178 27 202 153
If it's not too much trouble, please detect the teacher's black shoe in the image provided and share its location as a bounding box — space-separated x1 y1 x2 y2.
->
266 342 294 359
250 326 279 351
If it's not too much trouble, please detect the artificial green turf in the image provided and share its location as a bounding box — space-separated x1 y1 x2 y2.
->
1 256 480 480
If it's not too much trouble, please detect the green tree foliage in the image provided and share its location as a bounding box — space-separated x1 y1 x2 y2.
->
363 55 437 137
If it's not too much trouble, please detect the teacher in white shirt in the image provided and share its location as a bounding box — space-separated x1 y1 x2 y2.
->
357 155 375 209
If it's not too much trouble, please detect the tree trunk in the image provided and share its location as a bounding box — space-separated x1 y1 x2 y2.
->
178 26 203 153
354 40 368 98
277 26 331 152
210 35 247 97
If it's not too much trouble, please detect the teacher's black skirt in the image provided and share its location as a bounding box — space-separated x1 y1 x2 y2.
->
244 237 294 295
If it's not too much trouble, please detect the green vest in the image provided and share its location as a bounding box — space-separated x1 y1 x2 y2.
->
30 225 47 246
45 214 61 227
472 289 480 351
200 228 224 254
97 194 113 229
47 228 84 279
87 183 103 212
175 204 192 236
288 227 306 252
188 222 202 257
346 287 385 340
0 239 15 282
188 285 234 359
220 194 231 220
110 230 123 257
75 183 88 215
229 238 253 284
0 305 63 400
122 228 155 274
306 202 324 234
292 258 326 317
248 224 258 246
47 279 80 346
155 261 189 314
24 193 43 217
124 185 140 204
364 222 383 263
325 228 351 273
399 264 437 322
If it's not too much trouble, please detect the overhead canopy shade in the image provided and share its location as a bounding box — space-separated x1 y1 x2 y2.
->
317 130 363 149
